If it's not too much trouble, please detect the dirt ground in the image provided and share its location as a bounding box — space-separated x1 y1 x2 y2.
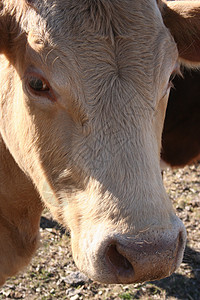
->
0 164 200 300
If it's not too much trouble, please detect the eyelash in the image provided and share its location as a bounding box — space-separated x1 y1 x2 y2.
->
169 72 176 84
168 65 182 89
167 71 179 90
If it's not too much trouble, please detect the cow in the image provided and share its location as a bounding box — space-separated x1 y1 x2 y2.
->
162 68 200 167
0 0 200 286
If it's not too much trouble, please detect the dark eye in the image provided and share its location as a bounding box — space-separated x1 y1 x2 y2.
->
28 77 49 92
25 71 56 102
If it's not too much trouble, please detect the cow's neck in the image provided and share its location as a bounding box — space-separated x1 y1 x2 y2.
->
0 135 43 238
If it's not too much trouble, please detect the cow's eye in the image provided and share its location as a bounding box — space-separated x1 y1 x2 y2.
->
25 72 56 102
28 76 49 92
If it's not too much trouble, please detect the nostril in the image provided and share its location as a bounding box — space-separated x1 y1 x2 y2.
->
106 244 134 281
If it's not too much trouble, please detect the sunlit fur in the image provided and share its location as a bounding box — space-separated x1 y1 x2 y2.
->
0 0 199 285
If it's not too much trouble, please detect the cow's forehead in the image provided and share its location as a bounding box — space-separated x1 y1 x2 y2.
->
24 0 177 106
26 0 162 37
26 0 174 62
25 0 170 59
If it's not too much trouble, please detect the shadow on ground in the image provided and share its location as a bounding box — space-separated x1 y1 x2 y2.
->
40 216 67 235
132 246 200 300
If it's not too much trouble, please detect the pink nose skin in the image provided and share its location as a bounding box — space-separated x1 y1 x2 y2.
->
102 228 186 284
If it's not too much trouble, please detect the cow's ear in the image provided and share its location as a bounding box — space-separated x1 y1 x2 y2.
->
0 2 23 55
162 1 200 65
0 3 10 53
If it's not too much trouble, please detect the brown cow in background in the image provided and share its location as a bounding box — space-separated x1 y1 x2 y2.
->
162 68 200 167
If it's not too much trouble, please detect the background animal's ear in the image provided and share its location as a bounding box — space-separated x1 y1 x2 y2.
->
162 1 200 65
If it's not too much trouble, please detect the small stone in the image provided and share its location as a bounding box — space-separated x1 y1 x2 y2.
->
3 290 11 297
178 200 185 209
70 295 79 300
64 271 90 286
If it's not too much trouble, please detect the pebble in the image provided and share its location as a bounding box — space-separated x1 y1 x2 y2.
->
70 295 79 300
64 271 90 286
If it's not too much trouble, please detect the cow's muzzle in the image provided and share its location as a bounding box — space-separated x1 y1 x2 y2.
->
105 229 185 283
79 217 187 284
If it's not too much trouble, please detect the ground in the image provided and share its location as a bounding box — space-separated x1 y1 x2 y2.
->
0 164 199 300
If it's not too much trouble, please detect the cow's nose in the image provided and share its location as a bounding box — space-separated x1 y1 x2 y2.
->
104 228 186 284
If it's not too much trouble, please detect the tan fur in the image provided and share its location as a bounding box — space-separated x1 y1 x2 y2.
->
0 137 43 285
0 0 199 285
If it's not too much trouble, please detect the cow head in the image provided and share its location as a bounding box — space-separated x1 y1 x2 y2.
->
0 0 200 284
